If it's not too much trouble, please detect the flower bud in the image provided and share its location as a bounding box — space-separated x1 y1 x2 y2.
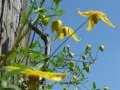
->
86 44 92 52
84 64 90 73
63 87 68 90
99 45 105 52
82 54 86 60
69 53 74 58
53 0 61 5
41 16 50 26
69 61 75 66
104 86 109 90
72 76 78 81
66 45 70 49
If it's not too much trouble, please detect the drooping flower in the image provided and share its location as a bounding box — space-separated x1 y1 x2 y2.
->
59 26 80 42
77 9 116 31
52 26 80 42
5 66 67 81
51 19 80 41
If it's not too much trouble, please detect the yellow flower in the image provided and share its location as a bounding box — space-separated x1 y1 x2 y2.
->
5 66 67 81
77 9 116 31
52 26 80 42
51 19 62 33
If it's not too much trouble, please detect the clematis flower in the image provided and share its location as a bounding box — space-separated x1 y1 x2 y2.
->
52 26 80 42
51 19 80 42
5 66 67 81
77 9 116 31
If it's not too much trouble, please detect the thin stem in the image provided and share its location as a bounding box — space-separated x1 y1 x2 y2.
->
95 48 99 60
49 18 89 59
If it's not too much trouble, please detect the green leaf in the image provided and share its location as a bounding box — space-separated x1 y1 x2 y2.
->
29 50 43 61
58 9 65 16
60 81 67 85
56 57 64 64
89 52 95 62
49 60 57 67
47 84 53 89
32 8 46 14
50 7 57 12
41 68 55 72
20 47 31 54
31 41 39 48
92 82 96 90
8 52 17 60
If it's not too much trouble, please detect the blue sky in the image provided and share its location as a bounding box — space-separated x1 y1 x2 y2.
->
32 0 120 89
49 0 120 90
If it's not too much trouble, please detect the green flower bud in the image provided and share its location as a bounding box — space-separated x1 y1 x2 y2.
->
66 45 70 49
41 15 50 26
69 61 75 66
104 86 109 90
86 44 92 52
69 52 74 58
72 76 78 81
53 0 61 5
63 87 68 90
99 45 105 52
82 54 86 60
84 64 90 73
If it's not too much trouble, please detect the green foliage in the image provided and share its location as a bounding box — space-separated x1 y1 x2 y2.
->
92 82 96 90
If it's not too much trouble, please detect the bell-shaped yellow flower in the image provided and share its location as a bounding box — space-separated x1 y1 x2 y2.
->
6 66 67 81
59 26 80 42
51 19 63 33
77 9 116 31
51 19 80 41
52 26 80 42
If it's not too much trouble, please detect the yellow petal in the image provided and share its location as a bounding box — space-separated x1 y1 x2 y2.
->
6 66 67 81
77 9 94 17
67 27 80 42
86 17 95 31
98 12 116 28
52 30 62 41
21 69 33 75
59 26 68 39
59 33 65 39
22 70 67 81
36 71 67 81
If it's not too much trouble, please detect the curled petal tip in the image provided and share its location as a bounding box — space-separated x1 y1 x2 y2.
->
112 25 116 28
75 39 81 42
86 28 92 31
